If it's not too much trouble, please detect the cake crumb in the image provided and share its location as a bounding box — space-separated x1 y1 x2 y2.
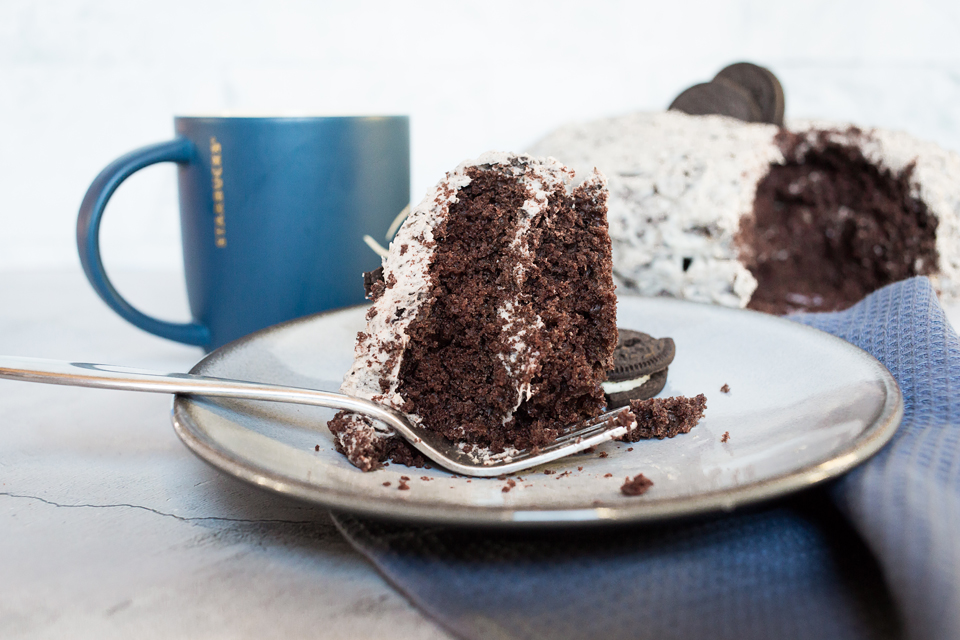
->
627 447 633 452
400 476 410 481
622 394 707 441
382 481 391 487
501 485 511 493
620 473 654 496
599 451 609 458
398 480 410 490
577 466 583 472
314 444 320 451
721 383 730 393
604 473 613 478
543 469 555 475
721 431 730 443
420 476 432 481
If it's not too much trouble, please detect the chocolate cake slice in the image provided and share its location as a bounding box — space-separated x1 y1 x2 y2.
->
529 111 960 314
329 152 618 471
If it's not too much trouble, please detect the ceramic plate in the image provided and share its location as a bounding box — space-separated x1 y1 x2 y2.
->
172 296 902 527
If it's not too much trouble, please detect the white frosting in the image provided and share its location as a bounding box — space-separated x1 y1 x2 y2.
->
528 110 960 307
335 152 589 460
601 374 651 395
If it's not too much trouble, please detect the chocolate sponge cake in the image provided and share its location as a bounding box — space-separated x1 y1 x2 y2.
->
529 111 960 314
329 152 618 471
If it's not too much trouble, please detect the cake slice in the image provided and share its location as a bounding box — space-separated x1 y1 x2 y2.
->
328 152 618 471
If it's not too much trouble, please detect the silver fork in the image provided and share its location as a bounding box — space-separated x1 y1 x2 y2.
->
0 356 631 477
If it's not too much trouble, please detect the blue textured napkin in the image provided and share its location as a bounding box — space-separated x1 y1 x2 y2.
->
333 277 960 640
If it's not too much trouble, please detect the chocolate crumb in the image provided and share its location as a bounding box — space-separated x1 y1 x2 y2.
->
721 431 731 443
398 480 410 490
400 476 410 481
627 447 633 452
382 481 391 487
502 486 511 493
721 383 730 393
314 445 320 451
607 408 636 429
420 476 432 481
507 479 516 488
544 469 555 475
599 451 609 458
577 466 583 471
604 473 613 478
621 473 654 496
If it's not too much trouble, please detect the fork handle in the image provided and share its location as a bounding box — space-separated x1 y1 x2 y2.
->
0 355 409 433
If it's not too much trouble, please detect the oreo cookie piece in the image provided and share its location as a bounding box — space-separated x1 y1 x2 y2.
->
363 265 385 298
713 62 785 126
603 329 676 408
668 81 762 123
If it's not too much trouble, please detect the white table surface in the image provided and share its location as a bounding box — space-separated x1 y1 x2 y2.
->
3 268 959 639
0 269 452 640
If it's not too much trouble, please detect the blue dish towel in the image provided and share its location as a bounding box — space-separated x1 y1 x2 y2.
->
333 277 960 640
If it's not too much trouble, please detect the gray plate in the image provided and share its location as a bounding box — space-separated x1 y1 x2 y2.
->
172 296 903 528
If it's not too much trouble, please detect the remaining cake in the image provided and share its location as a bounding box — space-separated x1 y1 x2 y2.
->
329 152 618 472
528 110 960 313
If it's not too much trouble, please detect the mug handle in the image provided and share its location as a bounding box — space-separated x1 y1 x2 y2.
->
77 138 212 347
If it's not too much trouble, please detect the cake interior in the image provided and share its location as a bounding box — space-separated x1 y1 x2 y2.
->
396 165 615 454
738 128 939 314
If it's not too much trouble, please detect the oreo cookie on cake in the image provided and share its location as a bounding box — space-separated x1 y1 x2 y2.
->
603 329 675 409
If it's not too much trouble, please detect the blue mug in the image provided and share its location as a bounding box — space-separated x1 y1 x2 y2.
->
78 115 409 351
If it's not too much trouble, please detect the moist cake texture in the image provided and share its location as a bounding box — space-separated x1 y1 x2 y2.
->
528 111 960 314
623 394 708 442
329 152 618 471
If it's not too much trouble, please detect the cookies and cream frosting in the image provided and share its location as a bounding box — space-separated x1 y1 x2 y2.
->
528 110 960 308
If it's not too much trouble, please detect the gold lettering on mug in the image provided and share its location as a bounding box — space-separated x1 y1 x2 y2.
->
209 137 226 248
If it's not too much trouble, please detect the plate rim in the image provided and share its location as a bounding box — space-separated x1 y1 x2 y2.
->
171 297 904 528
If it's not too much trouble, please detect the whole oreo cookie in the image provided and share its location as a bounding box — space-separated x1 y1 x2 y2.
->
603 329 676 409
668 80 763 123
713 62 785 126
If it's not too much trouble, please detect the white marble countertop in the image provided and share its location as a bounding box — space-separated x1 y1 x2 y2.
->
0 269 452 640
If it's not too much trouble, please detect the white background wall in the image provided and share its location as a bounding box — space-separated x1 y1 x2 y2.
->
3 0 960 273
